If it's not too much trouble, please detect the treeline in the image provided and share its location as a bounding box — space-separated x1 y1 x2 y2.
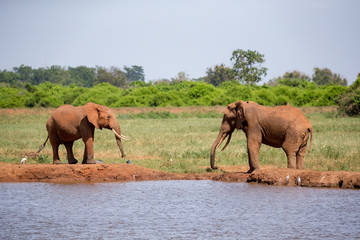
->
0 79 350 109
0 48 358 116
0 64 145 88
0 50 349 89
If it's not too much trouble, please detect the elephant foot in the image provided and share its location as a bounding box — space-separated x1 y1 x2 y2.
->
82 159 96 164
68 159 78 164
53 159 62 164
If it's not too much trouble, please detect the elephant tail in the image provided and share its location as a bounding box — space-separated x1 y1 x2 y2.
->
307 127 313 154
37 136 49 153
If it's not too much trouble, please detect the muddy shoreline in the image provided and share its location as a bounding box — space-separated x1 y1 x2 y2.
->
1 163 359 189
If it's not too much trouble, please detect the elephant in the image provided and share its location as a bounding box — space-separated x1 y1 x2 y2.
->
38 102 129 164
210 100 313 173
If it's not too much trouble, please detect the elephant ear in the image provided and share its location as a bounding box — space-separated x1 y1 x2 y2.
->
84 103 101 129
235 100 246 129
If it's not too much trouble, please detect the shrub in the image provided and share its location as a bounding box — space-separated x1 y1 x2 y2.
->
72 83 123 106
337 75 360 116
25 82 66 107
0 87 28 107
0 80 354 108
315 85 347 106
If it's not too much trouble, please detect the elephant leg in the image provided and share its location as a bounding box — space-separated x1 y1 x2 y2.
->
284 149 296 169
49 136 61 164
296 143 307 169
82 149 86 163
82 138 95 164
247 138 261 173
64 141 78 164
82 144 88 164
282 141 297 169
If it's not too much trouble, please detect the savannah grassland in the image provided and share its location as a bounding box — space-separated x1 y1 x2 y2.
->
0 107 359 173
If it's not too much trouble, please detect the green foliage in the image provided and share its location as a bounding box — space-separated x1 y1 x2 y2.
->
0 87 28 107
0 80 352 108
282 70 310 80
171 72 190 82
337 74 360 116
312 67 347 86
68 66 96 87
0 64 138 88
315 85 347 106
95 66 129 88
72 83 124 106
124 65 145 82
24 82 66 107
230 49 268 84
204 64 235 86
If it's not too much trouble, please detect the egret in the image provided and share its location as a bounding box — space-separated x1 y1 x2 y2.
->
169 153 173 163
286 174 290 182
96 160 103 163
297 176 301 185
21 156 27 164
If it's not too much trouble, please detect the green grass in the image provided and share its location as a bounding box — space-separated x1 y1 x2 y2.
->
0 107 359 172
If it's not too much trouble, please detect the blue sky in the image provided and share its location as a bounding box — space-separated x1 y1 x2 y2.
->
1 0 359 84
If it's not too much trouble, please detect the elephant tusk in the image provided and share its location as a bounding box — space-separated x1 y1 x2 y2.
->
221 133 232 151
112 129 130 140
215 133 227 150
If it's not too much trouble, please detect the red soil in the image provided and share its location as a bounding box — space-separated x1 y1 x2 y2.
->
1 163 359 189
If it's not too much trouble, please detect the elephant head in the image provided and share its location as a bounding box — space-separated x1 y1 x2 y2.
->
210 100 246 169
84 103 129 158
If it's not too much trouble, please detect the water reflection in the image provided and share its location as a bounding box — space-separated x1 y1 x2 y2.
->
0 181 359 239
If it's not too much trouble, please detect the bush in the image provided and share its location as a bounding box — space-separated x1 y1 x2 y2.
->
0 80 352 108
25 82 66 107
337 75 360 116
72 83 123 106
0 87 28 107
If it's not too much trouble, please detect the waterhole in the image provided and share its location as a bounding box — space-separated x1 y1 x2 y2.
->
1 181 359 239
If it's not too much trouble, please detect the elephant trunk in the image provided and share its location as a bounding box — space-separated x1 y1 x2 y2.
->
210 131 233 169
210 131 226 169
112 124 127 158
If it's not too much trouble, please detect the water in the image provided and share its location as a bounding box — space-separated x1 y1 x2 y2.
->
0 181 359 240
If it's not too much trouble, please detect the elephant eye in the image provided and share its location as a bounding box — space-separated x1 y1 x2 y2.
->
107 116 111 119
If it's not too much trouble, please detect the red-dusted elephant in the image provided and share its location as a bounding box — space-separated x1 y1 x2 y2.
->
210 101 313 173
39 102 129 164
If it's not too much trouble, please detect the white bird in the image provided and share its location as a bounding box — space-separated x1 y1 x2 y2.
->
96 160 103 163
286 174 290 182
169 154 173 163
297 176 301 185
21 156 27 164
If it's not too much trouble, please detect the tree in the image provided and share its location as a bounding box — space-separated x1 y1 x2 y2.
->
68 66 96 87
96 66 129 88
32 66 70 85
205 64 235 86
337 73 360 116
312 67 347 86
267 70 310 87
32 67 48 85
282 70 310 80
13 64 33 83
0 70 20 85
124 65 145 82
230 49 267 84
171 72 189 82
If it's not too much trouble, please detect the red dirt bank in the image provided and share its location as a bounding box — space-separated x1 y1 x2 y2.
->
1 163 359 189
